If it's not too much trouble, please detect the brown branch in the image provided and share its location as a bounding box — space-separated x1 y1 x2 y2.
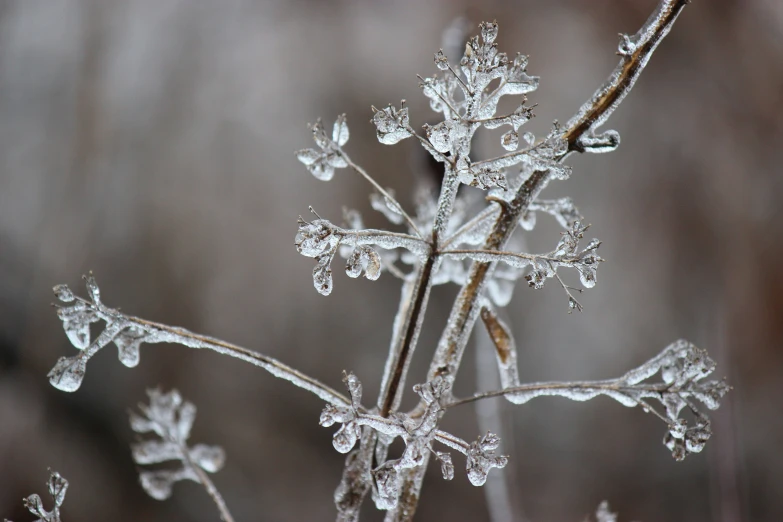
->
563 0 689 153
388 2 690 519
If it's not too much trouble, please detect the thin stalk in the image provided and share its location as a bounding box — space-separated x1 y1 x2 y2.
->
339 150 425 239
180 440 236 522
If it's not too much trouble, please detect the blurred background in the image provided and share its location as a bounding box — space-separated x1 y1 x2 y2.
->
1 0 781 520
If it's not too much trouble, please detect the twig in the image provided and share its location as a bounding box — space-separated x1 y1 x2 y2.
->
339 149 425 239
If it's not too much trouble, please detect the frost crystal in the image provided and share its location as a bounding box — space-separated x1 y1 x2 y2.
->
130 388 226 500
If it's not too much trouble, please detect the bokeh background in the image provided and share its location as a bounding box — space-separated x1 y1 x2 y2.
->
1 0 781 520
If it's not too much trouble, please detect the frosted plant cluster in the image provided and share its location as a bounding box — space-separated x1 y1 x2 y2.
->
10 2 728 521
130 389 227 507
6 470 68 522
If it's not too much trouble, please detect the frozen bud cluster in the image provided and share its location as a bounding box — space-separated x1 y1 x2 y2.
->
295 216 398 295
525 220 603 297
48 275 151 392
372 103 413 145
130 389 226 500
466 432 509 486
652 341 731 460
345 246 381 281
296 115 350 181
319 373 507 510
8 470 68 522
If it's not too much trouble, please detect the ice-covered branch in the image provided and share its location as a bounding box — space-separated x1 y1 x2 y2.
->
130 389 234 522
6 470 68 522
447 340 731 461
562 0 689 154
48 275 351 408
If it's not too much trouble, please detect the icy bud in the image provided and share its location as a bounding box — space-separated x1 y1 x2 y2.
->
112 326 146 368
423 119 456 154
481 20 499 44
56 299 99 350
372 463 401 510
313 254 334 296
52 284 75 303
48 355 87 393
295 218 341 258
664 415 712 461
617 33 637 56
296 116 349 181
434 451 455 480
501 130 519 151
332 113 349 146
345 246 381 281
343 371 363 409
466 432 508 486
333 423 362 454
372 103 413 145
434 49 449 71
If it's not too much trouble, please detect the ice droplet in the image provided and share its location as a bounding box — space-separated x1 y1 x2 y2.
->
313 255 333 296
190 444 226 473
48 355 87 392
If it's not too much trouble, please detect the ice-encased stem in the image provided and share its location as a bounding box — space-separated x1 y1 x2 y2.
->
58 293 352 408
387 2 690 519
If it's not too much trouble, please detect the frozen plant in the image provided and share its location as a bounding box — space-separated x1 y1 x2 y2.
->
27 1 731 521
